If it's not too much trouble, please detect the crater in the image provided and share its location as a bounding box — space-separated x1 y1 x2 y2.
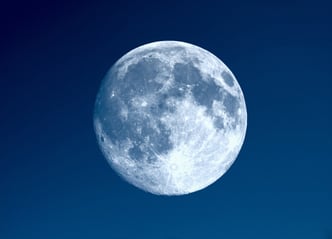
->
100 135 105 143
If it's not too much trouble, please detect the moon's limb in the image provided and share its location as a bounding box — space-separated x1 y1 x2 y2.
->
94 41 247 195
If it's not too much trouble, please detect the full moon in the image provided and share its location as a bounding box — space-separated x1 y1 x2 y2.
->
94 41 247 195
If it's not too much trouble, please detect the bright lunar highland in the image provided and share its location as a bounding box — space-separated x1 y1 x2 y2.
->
94 41 247 195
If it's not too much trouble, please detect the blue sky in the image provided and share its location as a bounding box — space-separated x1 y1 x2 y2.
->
1 0 332 238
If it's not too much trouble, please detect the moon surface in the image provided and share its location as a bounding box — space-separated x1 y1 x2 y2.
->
94 41 247 195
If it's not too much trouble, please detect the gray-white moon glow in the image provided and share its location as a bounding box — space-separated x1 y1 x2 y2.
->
94 41 247 195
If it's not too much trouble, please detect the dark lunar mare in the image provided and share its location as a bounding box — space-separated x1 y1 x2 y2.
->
95 48 241 164
95 56 175 163
221 70 234 87
172 62 239 130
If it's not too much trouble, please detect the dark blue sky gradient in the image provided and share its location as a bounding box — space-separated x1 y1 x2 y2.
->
1 0 332 238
